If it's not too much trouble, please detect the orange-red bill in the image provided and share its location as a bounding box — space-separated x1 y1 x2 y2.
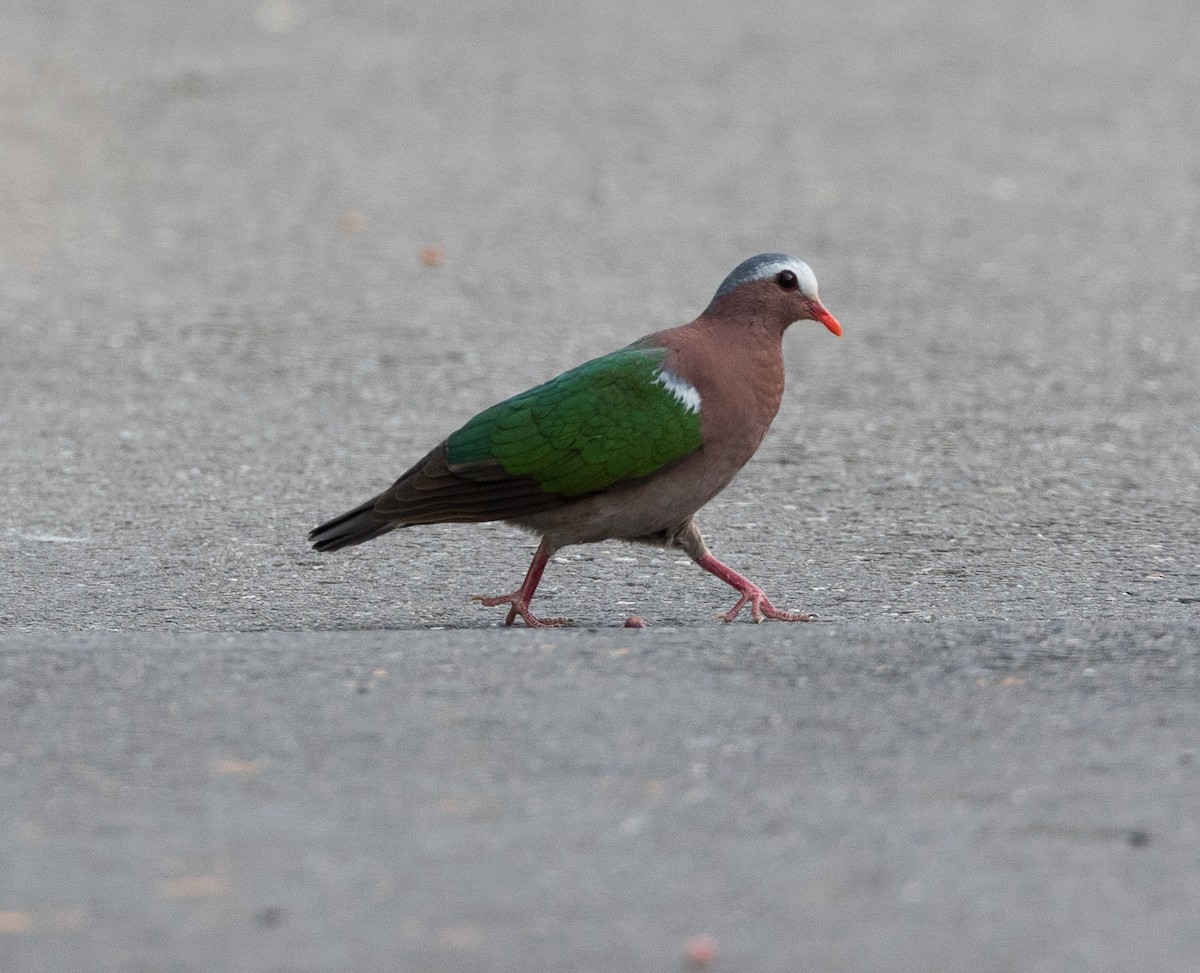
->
811 300 842 337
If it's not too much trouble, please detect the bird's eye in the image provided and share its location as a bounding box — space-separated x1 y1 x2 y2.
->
776 270 798 290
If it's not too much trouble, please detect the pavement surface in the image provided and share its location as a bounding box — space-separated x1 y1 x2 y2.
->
2 0 1199 970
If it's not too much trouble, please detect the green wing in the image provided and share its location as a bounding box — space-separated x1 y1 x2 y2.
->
446 347 702 497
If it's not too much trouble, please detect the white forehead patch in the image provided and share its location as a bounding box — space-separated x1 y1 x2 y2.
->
750 258 819 299
654 366 702 414
712 253 820 302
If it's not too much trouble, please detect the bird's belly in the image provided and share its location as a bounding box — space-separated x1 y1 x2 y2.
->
507 458 739 549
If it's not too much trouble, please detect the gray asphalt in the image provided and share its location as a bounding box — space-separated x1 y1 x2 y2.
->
2 0 1199 970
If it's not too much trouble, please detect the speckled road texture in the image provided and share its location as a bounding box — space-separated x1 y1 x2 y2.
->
2 1 1199 971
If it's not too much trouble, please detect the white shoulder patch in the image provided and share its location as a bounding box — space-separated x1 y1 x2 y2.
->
654 367 702 414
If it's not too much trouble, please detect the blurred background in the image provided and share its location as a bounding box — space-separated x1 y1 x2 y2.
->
2 4 1199 971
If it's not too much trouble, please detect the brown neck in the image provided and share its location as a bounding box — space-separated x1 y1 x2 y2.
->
660 313 788 451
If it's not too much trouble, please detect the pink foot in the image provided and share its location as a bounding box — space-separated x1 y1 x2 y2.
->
471 592 569 628
472 538 568 627
718 586 812 624
695 553 812 624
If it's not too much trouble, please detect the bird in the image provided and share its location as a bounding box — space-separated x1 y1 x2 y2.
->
309 252 842 627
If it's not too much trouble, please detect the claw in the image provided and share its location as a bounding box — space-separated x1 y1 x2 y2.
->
471 592 569 628
719 588 812 623
471 538 568 627
697 552 812 624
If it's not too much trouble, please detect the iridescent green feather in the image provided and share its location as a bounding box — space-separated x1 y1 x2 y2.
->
446 347 701 496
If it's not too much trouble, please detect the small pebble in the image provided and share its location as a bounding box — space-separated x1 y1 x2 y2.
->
419 245 445 266
684 934 718 968
623 616 647 628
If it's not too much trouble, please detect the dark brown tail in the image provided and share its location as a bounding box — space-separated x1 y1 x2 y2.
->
309 440 568 552
309 496 400 552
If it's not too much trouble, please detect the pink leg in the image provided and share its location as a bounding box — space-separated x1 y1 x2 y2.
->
471 538 569 628
695 553 812 624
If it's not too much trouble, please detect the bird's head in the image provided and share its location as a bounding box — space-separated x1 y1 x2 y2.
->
705 253 842 336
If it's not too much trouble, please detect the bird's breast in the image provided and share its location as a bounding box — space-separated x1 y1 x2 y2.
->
690 346 786 465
